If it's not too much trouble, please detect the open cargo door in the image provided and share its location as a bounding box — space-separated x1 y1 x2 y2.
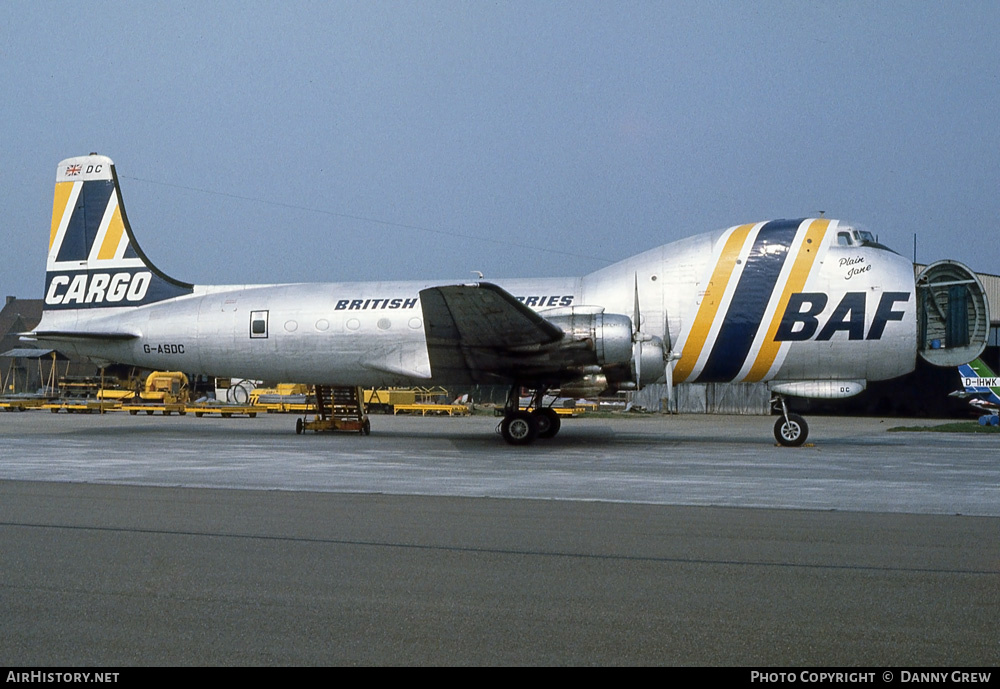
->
916 260 990 367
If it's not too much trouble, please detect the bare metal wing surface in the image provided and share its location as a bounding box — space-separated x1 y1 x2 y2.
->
420 282 565 383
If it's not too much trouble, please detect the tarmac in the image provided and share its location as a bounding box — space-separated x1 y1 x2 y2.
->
1 411 998 665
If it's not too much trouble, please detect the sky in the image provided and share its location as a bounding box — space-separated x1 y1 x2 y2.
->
2 1 999 300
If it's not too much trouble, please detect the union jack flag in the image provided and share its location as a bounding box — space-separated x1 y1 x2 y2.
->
65 164 82 176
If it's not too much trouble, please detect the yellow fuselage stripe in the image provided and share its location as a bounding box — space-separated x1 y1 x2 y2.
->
49 181 74 251
673 223 755 383
744 219 830 382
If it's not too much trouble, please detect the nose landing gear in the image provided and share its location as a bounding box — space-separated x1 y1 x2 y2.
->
771 395 809 447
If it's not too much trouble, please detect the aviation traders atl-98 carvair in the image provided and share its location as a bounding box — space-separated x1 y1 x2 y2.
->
25 154 991 445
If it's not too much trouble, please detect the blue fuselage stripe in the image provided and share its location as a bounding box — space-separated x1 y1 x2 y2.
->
698 219 800 382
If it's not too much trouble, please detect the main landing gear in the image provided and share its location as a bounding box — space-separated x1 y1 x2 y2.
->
772 395 809 447
498 385 562 446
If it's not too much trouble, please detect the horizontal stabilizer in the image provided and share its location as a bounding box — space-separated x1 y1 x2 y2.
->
21 330 138 343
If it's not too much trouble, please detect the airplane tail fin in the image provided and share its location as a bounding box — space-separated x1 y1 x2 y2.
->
44 154 193 310
957 358 1000 407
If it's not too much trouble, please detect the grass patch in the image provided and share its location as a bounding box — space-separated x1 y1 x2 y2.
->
888 421 1000 433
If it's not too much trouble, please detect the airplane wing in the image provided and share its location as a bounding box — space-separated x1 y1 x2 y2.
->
419 282 565 383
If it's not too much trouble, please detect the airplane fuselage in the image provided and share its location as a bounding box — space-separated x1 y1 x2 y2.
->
36 220 919 389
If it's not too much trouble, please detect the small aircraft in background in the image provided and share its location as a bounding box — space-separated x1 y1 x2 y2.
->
23 154 991 445
951 358 1000 425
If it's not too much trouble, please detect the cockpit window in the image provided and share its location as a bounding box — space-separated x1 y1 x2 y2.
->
835 225 876 247
831 223 899 255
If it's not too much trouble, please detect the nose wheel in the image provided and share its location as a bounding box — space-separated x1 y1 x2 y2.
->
773 413 808 447
771 394 809 447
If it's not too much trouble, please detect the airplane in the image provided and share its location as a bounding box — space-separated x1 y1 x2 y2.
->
951 358 1000 423
23 154 991 445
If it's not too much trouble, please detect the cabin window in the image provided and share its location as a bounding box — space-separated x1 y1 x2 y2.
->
250 310 269 339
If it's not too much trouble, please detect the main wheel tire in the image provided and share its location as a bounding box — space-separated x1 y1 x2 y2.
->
501 411 538 445
533 408 561 439
774 413 808 447
295 418 304 435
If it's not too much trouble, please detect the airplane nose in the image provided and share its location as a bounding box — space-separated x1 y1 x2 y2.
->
916 260 990 367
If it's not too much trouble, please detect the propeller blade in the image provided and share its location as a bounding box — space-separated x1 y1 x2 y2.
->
662 307 673 354
633 273 642 384
664 357 673 412
633 273 641 335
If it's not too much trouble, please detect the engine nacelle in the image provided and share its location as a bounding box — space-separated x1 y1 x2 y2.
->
542 306 633 366
543 306 670 388
633 335 667 387
560 373 610 398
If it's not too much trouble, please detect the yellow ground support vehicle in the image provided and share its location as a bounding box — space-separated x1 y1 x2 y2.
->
296 386 370 435
121 371 190 415
365 386 461 414
364 387 416 412
141 371 189 404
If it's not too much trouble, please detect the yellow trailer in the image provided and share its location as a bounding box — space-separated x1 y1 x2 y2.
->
122 402 187 416
0 398 46 411
187 404 262 418
44 400 120 414
393 403 470 416
250 383 316 413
